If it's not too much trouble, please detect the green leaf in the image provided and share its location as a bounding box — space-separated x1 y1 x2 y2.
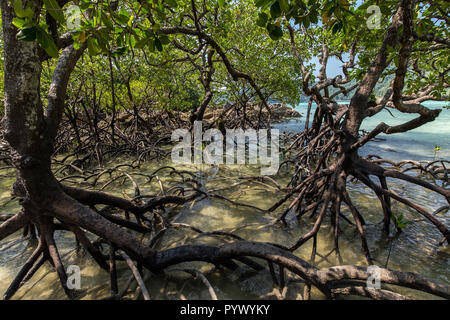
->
13 0 34 19
256 12 269 27
134 37 148 49
217 0 225 7
159 35 171 45
255 0 271 8
24 6 34 19
165 0 178 8
310 13 319 24
270 1 282 18
303 16 310 28
43 0 65 24
278 0 289 12
391 214 408 229
79 2 92 10
394 55 399 67
127 15 134 27
36 28 59 58
73 41 81 50
154 37 163 52
16 27 37 41
331 21 343 34
129 34 136 47
267 23 283 40
116 9 130 25
147 39 155 52
87 37 101 56
95 29 110 51
111 46 127 57
12 17 26 28
101 13 114 29
13 0 25 18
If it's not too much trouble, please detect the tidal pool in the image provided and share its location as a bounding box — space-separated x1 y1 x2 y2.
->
1 106 449 299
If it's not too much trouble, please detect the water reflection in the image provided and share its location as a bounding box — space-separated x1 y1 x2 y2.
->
0 107 449 299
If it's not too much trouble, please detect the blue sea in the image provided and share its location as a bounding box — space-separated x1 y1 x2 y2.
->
275 101 450 161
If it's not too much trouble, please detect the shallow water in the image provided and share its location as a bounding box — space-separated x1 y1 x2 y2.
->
0 102 449 300
281 101 450 161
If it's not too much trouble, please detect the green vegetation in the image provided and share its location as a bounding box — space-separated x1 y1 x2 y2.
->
0 0 449 301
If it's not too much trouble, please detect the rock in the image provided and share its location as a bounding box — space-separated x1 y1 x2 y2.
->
269 103 301 121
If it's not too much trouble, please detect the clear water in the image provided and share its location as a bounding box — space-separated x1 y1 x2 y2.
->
0 101 449 300
276 101 450 161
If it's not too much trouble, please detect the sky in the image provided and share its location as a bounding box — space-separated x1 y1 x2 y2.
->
311 55 345 78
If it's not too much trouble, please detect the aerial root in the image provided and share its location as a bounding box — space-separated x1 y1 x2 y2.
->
2 239 44 300
118 250 151 300
366 156 450 183
68 225 109 270
151 241 450 300
40 218 76 299
0 209 30 242
177 269 218 300
2 154 449 300
353 166 450 244
273 151 449 267
329 285 409 300
109 243 118 295
2 209 449 300
341 189 372 264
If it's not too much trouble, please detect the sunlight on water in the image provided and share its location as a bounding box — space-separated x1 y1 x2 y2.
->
0 103 449 299
284 101 450 160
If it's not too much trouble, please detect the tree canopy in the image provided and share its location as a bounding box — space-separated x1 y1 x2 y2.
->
0 0 449 301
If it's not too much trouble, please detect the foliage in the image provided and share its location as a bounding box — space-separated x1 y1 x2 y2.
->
1 0 449 118
5 0 304 117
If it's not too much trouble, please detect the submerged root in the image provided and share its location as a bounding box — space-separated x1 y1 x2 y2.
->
275 109 449 270
1 127 448 300
276 154 449 264
1 185 449 300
